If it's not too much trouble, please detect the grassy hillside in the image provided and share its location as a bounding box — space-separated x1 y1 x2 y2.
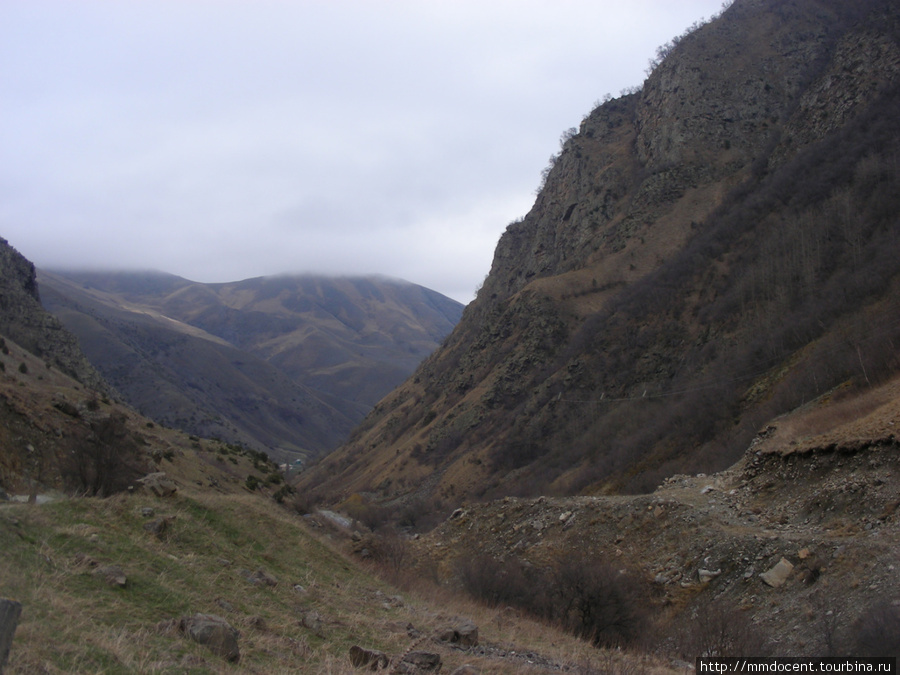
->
0 485 675 674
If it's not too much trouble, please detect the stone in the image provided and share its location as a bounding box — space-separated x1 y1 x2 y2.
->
94 565 127 587
239 568 278 587
348 645 388 670
140 507 155 518
215 598 234 613
251 568 278 587
180 614 240 662
73 552 98 568
438 619 479 647
760 558 794 588
246 616 267 632
299 610 324 636
698 568 722 583
137 472 177 498
0 598 23 672
143 516 175 539
398 651 442 672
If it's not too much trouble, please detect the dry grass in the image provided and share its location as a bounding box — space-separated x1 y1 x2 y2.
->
0 485 676 674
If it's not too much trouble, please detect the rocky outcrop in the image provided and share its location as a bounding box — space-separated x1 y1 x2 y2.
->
0 238 108 392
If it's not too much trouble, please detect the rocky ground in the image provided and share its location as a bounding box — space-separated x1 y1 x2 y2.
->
410 378 900 657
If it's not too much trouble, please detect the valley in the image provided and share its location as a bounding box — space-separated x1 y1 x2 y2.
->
38 270 462 462
2 0 900 670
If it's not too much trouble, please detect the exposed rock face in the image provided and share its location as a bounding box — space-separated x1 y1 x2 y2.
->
301 0 900 512
0 238 107 392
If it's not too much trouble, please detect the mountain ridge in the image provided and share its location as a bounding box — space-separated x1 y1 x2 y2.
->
39 270 463 461
298 0 900 516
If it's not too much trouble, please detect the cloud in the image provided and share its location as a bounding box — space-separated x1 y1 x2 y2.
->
0 0 726 303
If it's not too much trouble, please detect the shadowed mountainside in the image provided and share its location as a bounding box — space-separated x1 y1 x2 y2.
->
299 0 900 518
39 271 462 462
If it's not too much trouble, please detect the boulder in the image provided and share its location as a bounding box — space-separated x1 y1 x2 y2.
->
299 610 325 636
94 565 127 587
398 651 442 672
137 472 177 498
348 645 389 670
698 568 722 583
760 557 794 588
143 516 175 539
180 614 240 662
438 619 479 646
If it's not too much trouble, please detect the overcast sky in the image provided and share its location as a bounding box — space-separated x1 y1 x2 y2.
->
1 0 725 304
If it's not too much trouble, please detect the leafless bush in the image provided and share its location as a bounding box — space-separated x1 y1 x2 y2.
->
811 591 843 656
853 600 900 657
456 553 647 648
551 557 648 648
455 555 536 610
62 413 144 497
675 599 770 658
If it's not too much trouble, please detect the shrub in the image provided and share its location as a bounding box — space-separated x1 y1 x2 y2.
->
455 555 536 610
62 413 144 497
456 553 647 648
853 600 900 657
342 494 389 531
272 484 294 503
551 557 648 648
675 599 771 658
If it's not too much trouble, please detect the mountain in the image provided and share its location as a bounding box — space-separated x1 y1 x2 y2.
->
0 237 148 497
38 271 463 462
0 239 107 394
2 243 631 674
299 0 900 516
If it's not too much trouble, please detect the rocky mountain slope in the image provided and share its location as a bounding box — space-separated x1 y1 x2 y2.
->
411 373 900 656
0 239 107 394
299 0 900 517
38 270 462 462
0 246 668 673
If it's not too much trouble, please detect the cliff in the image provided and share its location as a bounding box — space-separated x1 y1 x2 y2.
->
299 0 900 517
0 238 108 393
